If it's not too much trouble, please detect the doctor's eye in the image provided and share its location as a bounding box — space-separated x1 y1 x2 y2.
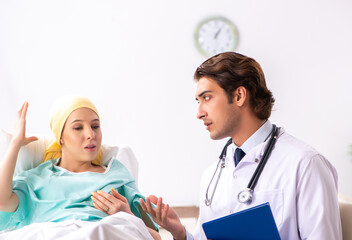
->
203 95 211 101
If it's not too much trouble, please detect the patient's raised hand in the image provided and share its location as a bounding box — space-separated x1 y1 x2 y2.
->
0 102 37 212
91 188 133 215
11 102 38 147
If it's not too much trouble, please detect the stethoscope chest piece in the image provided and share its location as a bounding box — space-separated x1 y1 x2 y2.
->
237 188 253 204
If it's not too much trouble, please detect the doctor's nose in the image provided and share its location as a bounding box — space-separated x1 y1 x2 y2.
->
197 106 207 120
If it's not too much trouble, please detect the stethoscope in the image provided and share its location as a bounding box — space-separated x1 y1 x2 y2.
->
205 124 279 206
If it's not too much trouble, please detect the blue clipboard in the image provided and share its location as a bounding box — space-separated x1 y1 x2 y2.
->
202 202 281 240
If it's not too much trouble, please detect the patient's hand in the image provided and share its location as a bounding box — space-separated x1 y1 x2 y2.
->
91 188 132 215
140 195 186 240
12 102 38 147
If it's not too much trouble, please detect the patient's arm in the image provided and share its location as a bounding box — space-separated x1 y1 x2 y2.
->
0 102 37 212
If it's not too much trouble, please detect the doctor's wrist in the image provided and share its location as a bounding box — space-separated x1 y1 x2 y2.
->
172 226 186 240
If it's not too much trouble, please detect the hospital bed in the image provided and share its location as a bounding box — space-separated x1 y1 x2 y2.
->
0 130 154 240
339 193 352 240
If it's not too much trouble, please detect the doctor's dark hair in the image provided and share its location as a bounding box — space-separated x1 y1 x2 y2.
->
194 52 275 120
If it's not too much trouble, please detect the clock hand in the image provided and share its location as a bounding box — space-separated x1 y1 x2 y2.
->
214 28 222 39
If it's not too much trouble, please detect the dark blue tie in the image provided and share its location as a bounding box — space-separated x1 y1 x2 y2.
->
234 148 246 166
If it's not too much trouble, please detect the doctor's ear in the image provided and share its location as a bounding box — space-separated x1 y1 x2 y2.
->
233 86 247 106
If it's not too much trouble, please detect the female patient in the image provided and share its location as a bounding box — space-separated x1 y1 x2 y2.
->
0 96 160 239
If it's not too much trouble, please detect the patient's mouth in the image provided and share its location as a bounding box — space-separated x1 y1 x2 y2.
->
84 145 96 152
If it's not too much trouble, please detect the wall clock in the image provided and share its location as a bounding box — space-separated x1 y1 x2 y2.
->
194 16 239 58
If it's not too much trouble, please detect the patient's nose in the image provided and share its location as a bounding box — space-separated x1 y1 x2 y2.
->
86 127 95 139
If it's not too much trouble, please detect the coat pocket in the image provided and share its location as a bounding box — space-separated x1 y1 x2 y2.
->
251 189 284 228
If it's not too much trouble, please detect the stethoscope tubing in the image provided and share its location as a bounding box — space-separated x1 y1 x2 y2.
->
205 156 224 206
204 124 279 207
247 125 279 190
205 139 232 206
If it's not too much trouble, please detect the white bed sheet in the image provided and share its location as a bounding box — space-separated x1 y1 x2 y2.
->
0 212 153 240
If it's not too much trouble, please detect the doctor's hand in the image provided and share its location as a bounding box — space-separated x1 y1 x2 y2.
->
140 195 186 240
91 188 133 215
11 102 38 148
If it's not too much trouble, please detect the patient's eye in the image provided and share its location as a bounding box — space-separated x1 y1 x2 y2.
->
203 95 210 101
72 124 83 130
92 124 100 129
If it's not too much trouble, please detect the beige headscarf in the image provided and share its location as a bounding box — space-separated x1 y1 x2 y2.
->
42 95 102 165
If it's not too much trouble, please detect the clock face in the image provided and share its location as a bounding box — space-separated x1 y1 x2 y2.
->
194 16 238 58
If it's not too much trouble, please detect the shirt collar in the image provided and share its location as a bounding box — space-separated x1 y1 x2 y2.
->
233 120 273 154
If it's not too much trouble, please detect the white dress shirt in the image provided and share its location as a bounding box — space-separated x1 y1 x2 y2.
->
187 121 342 240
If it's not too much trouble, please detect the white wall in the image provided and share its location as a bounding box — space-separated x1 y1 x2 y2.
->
0 0 351 206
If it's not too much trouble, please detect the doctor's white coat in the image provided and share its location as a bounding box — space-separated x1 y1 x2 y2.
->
190 128 342 240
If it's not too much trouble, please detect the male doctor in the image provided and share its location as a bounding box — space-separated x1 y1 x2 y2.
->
140 52 342 239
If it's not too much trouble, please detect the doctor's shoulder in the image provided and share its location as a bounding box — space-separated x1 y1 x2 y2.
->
275 130 335 172
275 130 322 158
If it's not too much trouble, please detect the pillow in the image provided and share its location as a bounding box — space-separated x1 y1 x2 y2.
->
0 129 139 185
